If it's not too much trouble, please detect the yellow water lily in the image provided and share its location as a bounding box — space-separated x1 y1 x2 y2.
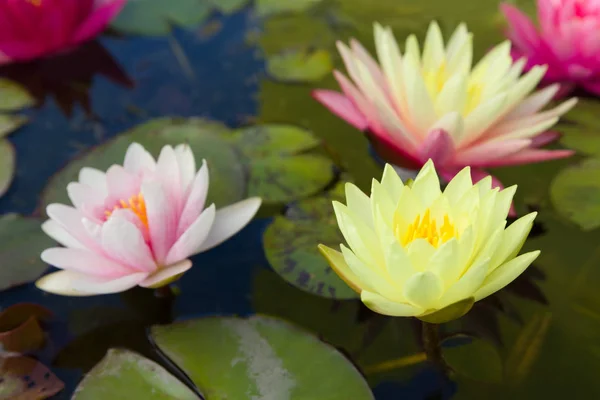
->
319 160 539 323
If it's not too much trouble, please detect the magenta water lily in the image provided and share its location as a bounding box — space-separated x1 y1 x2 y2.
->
313 21 576 191
0 0 126 64
502 0 600 96
36 143 262 296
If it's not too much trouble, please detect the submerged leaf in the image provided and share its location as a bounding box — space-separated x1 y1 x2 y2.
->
443 337 503 383
227 124 320 158
72 349 199 399
255 0 323 17
550 158 600 230
267 49 333 83
0 303 53 354
111 0 213 36
0 214 54 292
208 0 249 13
151 315 374 399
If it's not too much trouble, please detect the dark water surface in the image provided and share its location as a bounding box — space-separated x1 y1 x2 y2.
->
1 2 599 399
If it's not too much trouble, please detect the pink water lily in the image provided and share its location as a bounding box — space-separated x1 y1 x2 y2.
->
0 0 126 64
501 0 600 95
313 22 576 192
36 143 262 296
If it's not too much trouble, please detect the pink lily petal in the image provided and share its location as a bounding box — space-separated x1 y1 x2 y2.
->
194 197 261 254
141 181 176 265
177 160 209 236
484 148 575 167
174 144 196 197
166 204 216 265
312 90 369 131
35 270 148 296
455 139 532 166
155 145 183 218
41 247 133 278
105 165 140 202
582 79 600 95
72 0 126 44
530 131 561 147
139 259 193 289
123 142 156 174
419 129 455 166
100 214 157 272
501 3 541 53
46 204 102 252
78 167 108 197
42 220 86 249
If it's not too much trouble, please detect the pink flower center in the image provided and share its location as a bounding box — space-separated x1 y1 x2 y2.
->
104 193 149 229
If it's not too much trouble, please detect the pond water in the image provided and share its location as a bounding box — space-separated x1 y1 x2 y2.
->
1 0 600 399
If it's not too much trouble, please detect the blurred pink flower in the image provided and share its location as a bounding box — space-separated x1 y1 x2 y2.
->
36 143 262 296
313 22 576 191
0 0 126 64
501 0 600 95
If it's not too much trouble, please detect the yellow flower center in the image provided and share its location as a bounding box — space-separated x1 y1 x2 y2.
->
104 193 149 229
26 0 41 6
399 209 457 247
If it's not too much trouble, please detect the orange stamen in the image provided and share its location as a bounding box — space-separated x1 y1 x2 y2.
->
104 193 149 229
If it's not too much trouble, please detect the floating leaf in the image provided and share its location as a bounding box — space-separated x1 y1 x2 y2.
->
227 124 320 158
263 180 358 299
111 0 213 36
558 125 600 157
550 158 600 230
151 315 374 399
504 312 552 385
443 337 503 383
267 49 333 82
247 154 334 203
0 79 34 111
0 214 54 292
0 303 53 354
0 356 64 399
208 0 249 14
0 115 27 139
41 118 246 211
255 0 323 17
72 349 199 400
0 139 15 198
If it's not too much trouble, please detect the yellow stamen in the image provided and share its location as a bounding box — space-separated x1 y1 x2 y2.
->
26 0 42 6
400 209 457 247
104 193 148 229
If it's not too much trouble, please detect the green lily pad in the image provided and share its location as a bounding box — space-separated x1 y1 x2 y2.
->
263 181 358 299
111 0 213 36
0 79 34 111
72 349 199 400
443 337 503 383
255 0 323 17
227 124 321 158
550 158 600 231
207 0 249 14
0 114 28 138
0 139 15 198
151 315 374 399
0 214 55 292
41 118 246 213
247 154 334 203
267 49 333 83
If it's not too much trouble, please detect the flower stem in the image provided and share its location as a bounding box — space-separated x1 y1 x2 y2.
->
421 321 449 374
154 284 174 298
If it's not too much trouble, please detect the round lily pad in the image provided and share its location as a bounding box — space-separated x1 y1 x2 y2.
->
0 214 55 292
227 124 321 158
267 49 333 83
40 118 246 213
72 349 199 400
0 139 15 198
550 158 600 231
151 315 374 399
442 337 503 383
247 154 334 204
263 181 358 299
0 79 35 111
207 0 249 14
111 0 213 35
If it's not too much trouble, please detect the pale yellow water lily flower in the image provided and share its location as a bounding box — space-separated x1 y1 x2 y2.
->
319 160 539 323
